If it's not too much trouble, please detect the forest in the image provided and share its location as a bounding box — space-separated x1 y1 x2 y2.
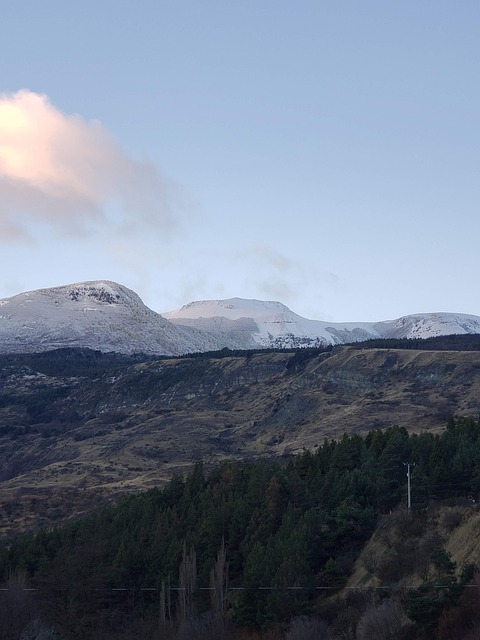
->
2 416 480 640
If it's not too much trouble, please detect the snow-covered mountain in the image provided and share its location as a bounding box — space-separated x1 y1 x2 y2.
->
1 282 480 356
0 281 231 355
163 298 480 349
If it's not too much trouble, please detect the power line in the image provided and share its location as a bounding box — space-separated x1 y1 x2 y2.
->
0 583 478 593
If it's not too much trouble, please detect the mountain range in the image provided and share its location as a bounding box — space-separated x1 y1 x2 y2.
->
1 280 480 354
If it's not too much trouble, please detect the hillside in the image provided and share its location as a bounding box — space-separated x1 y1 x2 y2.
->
2 343 480 536
3 421 480 640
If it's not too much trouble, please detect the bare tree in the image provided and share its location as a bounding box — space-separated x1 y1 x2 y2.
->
0 571 37 640
414 532 445 582
209 538 229 638
285 616 331 640
159 575 173 634
356 597 412 640
177 544 197 629
20 618 60 640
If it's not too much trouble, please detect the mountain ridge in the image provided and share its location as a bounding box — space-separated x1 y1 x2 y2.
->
0 281 233 355
2 280 480 355
164 296 480 349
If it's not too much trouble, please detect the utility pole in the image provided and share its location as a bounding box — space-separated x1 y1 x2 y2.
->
403 462 415 510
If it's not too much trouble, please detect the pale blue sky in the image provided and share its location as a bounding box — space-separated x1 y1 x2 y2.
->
1 1 479 321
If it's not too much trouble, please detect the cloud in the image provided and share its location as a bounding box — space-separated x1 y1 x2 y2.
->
246 244 297 272
235 244 300 303
0 90 175 240
233 244 343 319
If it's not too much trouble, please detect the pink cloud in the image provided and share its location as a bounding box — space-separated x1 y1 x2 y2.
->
0 90 174 239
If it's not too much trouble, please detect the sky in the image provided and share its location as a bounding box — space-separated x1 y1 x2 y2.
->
1 1 480 322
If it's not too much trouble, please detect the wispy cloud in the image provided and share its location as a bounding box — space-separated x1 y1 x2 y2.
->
0 90 175 240
237 244 300 303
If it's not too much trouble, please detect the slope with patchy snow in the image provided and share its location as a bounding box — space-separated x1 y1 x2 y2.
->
2 283 480 355
0 281 229 355
163 298 480 349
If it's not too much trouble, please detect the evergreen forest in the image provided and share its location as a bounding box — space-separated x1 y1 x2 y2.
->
2 417 480 640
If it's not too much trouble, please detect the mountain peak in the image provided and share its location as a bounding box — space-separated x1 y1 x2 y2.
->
172 297 293 319
65 281 132 305
0 281 229 356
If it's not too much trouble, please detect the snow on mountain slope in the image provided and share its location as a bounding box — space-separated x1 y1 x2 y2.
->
0 281 230 355
163 298 380 348
376 313 480 340
163 298 480 349
2 283 480 356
